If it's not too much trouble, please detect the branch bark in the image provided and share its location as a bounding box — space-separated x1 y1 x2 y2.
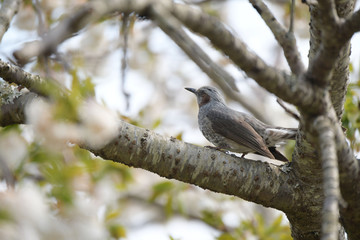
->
0 91 37 126
85 120 300 212
0 59 48 96
313 116 340 240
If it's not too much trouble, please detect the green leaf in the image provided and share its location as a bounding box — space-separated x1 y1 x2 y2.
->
217 233 236 240
165 194 174 217
149 181 174 202
109 224 126 238
201 209 225 230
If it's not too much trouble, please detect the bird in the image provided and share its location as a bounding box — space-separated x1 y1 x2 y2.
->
185 86 297 162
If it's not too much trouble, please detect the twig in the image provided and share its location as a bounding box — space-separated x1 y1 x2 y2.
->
0 0 21 42
276 98 300 121
13 4 94 65
248 0 305 75
120 13 131 110
150 3 238 91
289 0 295 33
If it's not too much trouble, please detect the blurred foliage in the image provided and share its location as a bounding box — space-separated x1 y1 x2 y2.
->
109 224 127 238
217 214 291 240
2 0 353 239
202 209 227 231
284 140 296 161
342 66 360 152
149 180 188 217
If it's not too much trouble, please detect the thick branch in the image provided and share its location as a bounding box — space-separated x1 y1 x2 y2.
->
0 59 67 97
307 4 352 119
317 0 339 26
313 116 340 240
0 59 45 95
86 120 298 212
0 87 299 212
249 0 305 75
0 0 21 42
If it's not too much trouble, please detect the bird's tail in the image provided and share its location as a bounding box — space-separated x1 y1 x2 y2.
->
268 147 289 162
276 127 297 139
265 127 297 146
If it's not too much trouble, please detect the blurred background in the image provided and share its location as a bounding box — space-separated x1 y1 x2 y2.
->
0 0 359 239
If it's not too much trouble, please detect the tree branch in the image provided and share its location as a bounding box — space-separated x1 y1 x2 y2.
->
249 0 305 75
306 4 352 119
149 3 267 122
313 116 340 240
316 0 339 26
0 85 299 213
0 90 37 126
0 59 44 94
168 3 325 112
0 59 65 96
332 113 360 240
341 10 360 40
85 119 298 212
151 4 239 90
0 0 21 42
13 4 93 65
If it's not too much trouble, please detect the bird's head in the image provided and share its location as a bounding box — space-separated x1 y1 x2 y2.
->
185 86 225 107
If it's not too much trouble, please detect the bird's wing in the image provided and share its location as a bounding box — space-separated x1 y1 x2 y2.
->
208 109 274 159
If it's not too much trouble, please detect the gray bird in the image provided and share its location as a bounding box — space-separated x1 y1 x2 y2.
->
185 86 297 162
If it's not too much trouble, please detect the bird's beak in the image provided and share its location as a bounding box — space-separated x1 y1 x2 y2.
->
185 87 197 94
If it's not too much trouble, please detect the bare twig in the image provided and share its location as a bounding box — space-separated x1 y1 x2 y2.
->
249 0 305 75
120 13 131 110
150 4 238 90
0 0 21 42
13 4 93 65
289 0 295 33
276 98 299 121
